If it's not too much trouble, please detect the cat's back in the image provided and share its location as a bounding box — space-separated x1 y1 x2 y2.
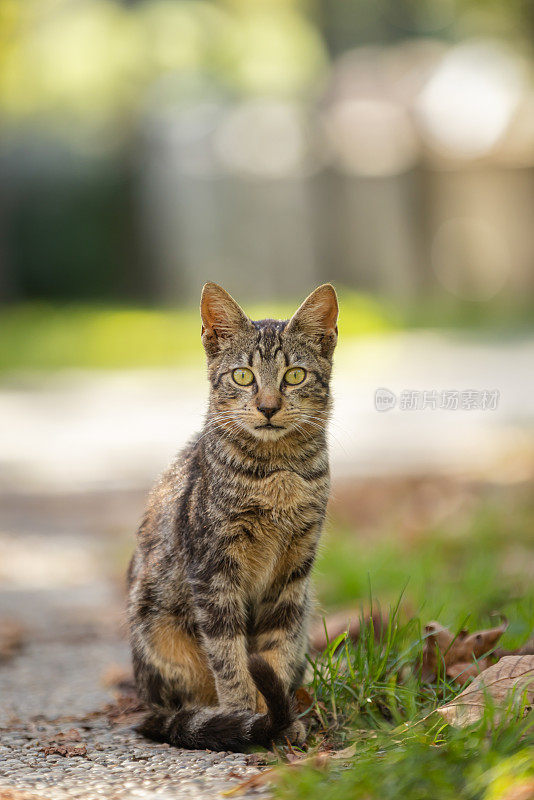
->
130 437 202 576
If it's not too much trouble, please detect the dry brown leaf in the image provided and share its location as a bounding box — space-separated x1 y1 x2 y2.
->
41 743 87 757
422 617 508 685
295 686 314 715
445 659 493 684
330 743 357 759
437 655 534 727
222 746 349 797
222 769 275 796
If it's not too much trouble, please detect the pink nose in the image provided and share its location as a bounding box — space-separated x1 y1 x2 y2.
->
257 399 281 420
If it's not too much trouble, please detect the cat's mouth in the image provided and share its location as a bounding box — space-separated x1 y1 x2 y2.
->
255 423 285 430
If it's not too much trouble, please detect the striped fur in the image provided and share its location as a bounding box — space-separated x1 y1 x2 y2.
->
128 283 338 751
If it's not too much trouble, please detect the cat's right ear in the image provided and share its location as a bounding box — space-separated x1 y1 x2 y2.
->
200 283 252 357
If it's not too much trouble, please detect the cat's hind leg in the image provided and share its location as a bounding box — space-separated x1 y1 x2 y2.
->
132 613 217 709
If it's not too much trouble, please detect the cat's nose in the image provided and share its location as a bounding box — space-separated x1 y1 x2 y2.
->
257 399 281 420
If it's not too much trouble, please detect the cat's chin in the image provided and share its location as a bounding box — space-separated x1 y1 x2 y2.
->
250 424 288 441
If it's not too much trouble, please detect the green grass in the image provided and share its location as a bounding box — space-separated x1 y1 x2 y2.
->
316 485 534 641
0 292 395 374
273 482 534 799
277 606 534 800
276 719 534 800
1 291 532 374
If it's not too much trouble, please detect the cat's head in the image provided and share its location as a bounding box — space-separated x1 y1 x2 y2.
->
200 283 338 442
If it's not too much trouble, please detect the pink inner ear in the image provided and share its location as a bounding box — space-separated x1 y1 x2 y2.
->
201 289 229 334
201 284 250 339
203 306 230 336
289 286 338 335
316 295 338 331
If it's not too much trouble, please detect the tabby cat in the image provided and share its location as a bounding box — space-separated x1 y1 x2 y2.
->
127 282 338 751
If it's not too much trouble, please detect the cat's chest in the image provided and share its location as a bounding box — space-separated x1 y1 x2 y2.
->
238 518 318 600
225 469 326 596
243 468 325 512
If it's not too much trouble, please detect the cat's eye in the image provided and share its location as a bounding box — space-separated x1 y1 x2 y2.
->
284 367 306 386
232 367 254 386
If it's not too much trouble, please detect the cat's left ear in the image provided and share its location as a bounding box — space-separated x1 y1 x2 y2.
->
286 284 338 356
200 282 252 357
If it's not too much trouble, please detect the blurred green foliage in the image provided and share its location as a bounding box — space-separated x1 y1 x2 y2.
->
2 0 532 134
2 292 533 374
0 292 396 373
276 726 534 800
317 489 534 642
0 0 326 132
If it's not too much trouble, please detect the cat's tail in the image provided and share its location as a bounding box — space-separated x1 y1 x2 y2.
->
136 655 296 752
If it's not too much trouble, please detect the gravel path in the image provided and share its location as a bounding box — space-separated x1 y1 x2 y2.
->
1 716 262 800
0 514 268 800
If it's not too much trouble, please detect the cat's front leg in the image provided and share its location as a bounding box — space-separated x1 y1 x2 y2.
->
188 563 257 712
202 632 257 711
254 578 310 698
253 579 310 743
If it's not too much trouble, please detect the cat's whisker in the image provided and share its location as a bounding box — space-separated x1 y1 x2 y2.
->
298 415 348 454
306 418 348 436
300 412 348 438
205 412 241 421
196 416 242 442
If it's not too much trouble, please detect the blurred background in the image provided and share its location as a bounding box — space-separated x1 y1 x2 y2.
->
3 0 534 311
0 0 533 721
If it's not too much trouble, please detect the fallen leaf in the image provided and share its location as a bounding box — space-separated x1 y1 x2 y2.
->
330 743 357 760
445 660 493 684
222 768 275 796
295 686 314 715
41 743 87 757
222 748 340 796
437 655 534 727
422 617 508 685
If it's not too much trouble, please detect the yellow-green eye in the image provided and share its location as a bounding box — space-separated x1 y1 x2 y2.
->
284 367 306 386
232 367 254 386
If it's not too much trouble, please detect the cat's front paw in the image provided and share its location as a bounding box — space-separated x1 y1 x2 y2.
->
286 719 306 745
